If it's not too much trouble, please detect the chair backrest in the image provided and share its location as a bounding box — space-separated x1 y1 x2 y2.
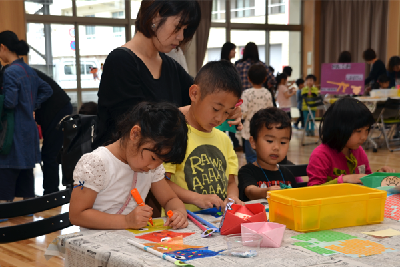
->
384 98 400 110
280 164 308 188
0 189 72 243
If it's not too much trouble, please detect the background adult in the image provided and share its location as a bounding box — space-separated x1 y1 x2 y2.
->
387 56 400 88
0 31 52 202
34 69 72 195
363 48 387 93
235 42 276 91
221 42 236 62
338 51 352 63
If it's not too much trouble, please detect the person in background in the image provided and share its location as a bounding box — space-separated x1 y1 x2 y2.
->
220 42 241 151
34 69 73 195
0 30 52 203
338 51 352 63
166 47 189 73
387 56 400 88
307 97 395 186
275 73 295 119
221 42 236 62
301 74 319 136
293 78 305 130
282 66 295 87
363 48 387 94
79 101 98 116
235 42 276 90
241 64 273 164
376 74 390 89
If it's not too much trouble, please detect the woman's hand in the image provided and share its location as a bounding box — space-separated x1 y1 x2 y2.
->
227 106 243 131
164 210 188 229
378 166 396 173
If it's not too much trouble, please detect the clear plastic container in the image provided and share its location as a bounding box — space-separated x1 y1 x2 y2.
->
224 233 262 258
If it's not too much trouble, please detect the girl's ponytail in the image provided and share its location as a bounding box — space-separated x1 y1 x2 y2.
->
14 40 29 56
0 31 29 56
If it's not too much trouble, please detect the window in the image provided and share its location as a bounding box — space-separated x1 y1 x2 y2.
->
25 0 73 16
231 0 256 19
112 11 124 34
269 0 285 15
85 15 95 38
76 0 125 18
212 0 226 22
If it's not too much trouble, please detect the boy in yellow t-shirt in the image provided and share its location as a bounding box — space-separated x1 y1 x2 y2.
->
164 61 244 212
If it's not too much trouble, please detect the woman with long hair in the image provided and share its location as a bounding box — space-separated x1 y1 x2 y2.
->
221 42 236 62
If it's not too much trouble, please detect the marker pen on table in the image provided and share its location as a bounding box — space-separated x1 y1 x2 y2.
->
130 188 154 226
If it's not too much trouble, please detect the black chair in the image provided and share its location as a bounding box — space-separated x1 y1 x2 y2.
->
301 96 327 146
280 164 308 187
370 98 400 152
0 188 72 243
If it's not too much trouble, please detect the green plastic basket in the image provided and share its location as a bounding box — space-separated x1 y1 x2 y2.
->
360 172 400 188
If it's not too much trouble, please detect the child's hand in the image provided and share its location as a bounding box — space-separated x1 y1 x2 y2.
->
378 166 396 173
125 205 153 229
343 174 365 184
222 196 244 213
164 210 188 229
268 185 281 191
194 194 224 209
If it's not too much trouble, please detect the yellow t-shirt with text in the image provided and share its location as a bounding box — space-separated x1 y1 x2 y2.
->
164 125 238 212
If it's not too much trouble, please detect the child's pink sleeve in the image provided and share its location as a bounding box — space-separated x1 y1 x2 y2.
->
307 148 332 186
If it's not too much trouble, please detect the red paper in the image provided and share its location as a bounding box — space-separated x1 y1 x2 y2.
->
220 203 267 235
135 230 195 242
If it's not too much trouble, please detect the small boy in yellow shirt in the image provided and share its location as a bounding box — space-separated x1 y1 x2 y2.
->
164 61 244 212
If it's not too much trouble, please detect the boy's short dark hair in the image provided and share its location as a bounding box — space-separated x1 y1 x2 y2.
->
378 74 390 83
248 64 267 85
282 66 293 76
250 107 292 141
79 101 98 115
268 66 275 74
194 60 242 99
296 78 304 87
305 74 317 82
363 48 376 62
320 97 374 152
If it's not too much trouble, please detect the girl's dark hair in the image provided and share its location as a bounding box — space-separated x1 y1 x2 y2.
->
320 97 374 152
338 51 352 63
0 30 29 56
282 66 292 76
388 56 400 73
135 0 201 48
114 101 188 164
243 42 259 62
363 48 376 62
250 107 292 141
221 42 236 61
276 72 288 85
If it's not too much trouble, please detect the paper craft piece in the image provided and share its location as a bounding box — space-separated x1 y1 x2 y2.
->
135 230 195 243
241 222 286 248
362 228 400 237
143 242 204 253
360 173 400 188
220 203 267 235
235 212 251 220
292 230 397 258
165 247 224 261
385 194 400 221
161 236 184 244
194 207 222 218
127 218 171 234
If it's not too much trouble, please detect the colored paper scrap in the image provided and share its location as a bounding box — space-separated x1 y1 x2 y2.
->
385 194 400 221
165 247 224 261
127 218 170 234
143 242 204 253
135 230 195 243
292 230 397 258
362 228 400 237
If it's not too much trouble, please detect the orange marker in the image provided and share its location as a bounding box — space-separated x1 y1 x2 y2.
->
131 188 153 226
167 210 174 218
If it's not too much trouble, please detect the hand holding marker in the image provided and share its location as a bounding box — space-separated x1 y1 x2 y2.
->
131 188 153 226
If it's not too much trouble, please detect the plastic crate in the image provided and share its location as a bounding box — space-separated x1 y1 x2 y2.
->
360 172 400 188
268 184 386 232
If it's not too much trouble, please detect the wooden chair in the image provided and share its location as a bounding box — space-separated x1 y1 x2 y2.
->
280 164 308 187
0 188 72 243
